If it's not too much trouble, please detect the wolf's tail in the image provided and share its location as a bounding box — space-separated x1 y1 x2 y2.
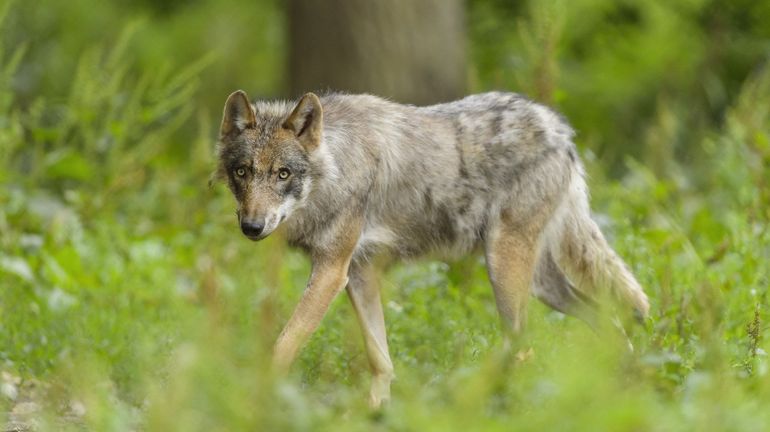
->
544 174 650 318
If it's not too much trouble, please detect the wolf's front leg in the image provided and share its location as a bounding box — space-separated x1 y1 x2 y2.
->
272 265 349 370
272 221 361 372
272 260 352 371
346 262 394 408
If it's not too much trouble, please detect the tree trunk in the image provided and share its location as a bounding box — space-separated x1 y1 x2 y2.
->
287 0 466 105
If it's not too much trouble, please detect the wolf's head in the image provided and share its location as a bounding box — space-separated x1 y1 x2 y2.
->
214 90 323 241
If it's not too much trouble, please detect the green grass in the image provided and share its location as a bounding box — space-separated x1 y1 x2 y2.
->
2 1 769 430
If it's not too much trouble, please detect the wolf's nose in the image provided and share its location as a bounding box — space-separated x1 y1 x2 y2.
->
240 219 265 238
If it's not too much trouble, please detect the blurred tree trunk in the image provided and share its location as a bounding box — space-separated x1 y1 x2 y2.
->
287 0 466 105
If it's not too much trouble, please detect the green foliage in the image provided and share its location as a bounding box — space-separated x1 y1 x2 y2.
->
1 0 769 430
470 0 770 175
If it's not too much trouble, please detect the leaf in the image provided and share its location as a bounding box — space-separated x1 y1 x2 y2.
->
45 150 94 181
0 255 34 282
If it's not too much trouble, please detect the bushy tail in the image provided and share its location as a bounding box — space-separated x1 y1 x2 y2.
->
546 176 650 318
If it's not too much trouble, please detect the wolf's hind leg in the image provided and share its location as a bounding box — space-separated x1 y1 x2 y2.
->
346 263 394 408
484 212 541 335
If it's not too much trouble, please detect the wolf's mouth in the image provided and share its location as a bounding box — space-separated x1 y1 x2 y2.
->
244 232 269 241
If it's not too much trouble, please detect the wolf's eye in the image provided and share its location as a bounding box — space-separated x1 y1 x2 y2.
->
235 167 246 177
277 168 291 180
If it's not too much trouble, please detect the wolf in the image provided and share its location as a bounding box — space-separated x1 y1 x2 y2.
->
213 90 649 407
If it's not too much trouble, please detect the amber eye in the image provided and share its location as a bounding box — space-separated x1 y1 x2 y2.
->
235 167 246 177
277 168 291 180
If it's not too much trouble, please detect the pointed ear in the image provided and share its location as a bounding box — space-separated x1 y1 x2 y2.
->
220 90 256 137
282 93 323 149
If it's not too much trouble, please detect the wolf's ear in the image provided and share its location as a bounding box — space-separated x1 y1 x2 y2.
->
220 90 256 137
283 93 323 150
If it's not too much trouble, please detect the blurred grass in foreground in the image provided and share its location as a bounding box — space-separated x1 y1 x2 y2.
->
1 0 770 430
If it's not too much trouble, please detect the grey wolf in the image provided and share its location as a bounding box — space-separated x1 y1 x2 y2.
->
213 90 650 407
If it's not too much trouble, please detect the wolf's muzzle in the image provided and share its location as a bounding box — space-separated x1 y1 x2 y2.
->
240 218 265 239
